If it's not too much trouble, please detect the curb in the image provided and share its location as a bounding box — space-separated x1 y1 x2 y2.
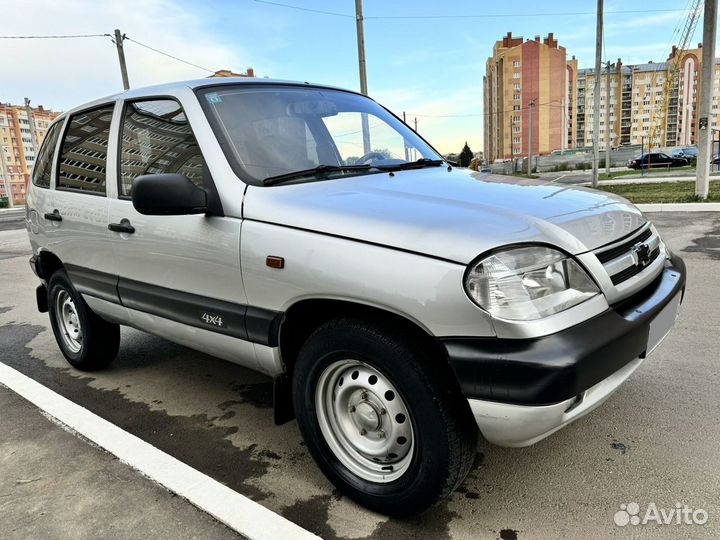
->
636 202 720 212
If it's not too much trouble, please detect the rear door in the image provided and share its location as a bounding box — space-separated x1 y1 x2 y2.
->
107 97 250 346
48 104 119 304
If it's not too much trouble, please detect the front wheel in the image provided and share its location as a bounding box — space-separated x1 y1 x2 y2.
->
293 318 478 516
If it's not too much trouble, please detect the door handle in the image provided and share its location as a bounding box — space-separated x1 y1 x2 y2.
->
43 209 62 222
108 218 135 234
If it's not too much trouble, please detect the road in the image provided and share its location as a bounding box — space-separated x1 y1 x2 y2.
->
1 214 719 539
534 168 720 185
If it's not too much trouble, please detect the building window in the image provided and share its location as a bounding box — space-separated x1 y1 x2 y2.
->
513 125 521 133
513 105 520 111
513 94 521 101
513 61 520 68
514 83 521 90
513 137 521 143
513 72 521 79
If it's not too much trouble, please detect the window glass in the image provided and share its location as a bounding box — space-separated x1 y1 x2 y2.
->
198 86 439 183
57 106 114 194
119 99 204 197
31 121 61 188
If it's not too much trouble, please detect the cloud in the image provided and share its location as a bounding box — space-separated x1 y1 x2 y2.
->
0 0 261 110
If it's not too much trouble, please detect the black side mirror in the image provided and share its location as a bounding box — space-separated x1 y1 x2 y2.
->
132 174 207 216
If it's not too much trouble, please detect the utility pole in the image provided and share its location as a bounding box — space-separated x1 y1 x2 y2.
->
354 1 371 154
402 112 410 161
528 99 535 175
414 117 418 132
0 139 13 208
591 0 603 188
696 0 718 199
114 29 130 91
24 98 39 156
605 61 611 175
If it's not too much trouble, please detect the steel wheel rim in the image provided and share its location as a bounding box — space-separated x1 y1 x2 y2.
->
315 359 414 483
55 290 82 353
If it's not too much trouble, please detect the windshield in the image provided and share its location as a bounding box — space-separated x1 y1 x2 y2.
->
197 85 441 184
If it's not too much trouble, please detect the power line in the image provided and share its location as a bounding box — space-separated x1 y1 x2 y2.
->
0 33 110 39
124 37 216 73
252 0 353 18
250 1 687 20
364 8 687 20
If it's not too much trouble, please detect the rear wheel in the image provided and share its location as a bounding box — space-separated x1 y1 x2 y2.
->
293 318 478 516
47 269 120 371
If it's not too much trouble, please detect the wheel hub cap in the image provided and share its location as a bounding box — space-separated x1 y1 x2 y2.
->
55 290 82 353
315 359 414 483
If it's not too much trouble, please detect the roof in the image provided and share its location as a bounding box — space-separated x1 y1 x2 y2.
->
50 78 360 124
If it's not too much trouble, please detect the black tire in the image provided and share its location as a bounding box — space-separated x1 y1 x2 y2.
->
47 269 120 371
292 318 478 516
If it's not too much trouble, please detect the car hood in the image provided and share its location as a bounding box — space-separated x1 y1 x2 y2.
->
244 167 646 264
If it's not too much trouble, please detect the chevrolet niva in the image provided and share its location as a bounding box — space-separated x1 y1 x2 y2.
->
26 79 686 516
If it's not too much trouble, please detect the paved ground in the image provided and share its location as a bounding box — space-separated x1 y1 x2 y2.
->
0 387 241 540
1 213 719 539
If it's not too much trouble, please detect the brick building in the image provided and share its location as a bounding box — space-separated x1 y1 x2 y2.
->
0 102 60 204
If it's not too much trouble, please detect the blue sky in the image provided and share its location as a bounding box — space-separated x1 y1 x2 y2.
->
2 0 717 153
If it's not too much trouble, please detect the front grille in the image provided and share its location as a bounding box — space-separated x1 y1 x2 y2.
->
610 247 661 285
596 227 652 263
592 224 663 292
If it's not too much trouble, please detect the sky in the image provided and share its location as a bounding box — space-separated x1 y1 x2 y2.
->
1 0 718 154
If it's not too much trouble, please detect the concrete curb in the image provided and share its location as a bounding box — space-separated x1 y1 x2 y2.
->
636 202 720 212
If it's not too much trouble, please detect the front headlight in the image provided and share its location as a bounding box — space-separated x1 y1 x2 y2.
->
464 246 600 321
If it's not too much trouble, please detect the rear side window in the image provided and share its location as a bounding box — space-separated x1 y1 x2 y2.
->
31 121 62 188
119 99 204 197
57 105 114 194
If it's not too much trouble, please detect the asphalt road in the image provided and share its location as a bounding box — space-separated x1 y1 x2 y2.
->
1 213 719 539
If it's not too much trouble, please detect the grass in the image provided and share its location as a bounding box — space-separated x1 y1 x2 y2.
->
596 180 720 204
599 165 695 180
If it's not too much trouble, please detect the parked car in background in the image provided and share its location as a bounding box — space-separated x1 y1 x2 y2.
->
26 78 686 516
672 147 698 159
628 152 689 170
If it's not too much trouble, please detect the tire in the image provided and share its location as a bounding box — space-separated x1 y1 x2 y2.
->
292 318 478 516
47 269 120 371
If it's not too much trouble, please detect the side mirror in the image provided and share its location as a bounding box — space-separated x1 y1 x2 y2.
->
132 174 207 216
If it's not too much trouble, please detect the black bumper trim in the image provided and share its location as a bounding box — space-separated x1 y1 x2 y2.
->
442 254 686 406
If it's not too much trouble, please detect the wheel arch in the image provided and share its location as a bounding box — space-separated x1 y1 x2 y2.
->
273 297 457 425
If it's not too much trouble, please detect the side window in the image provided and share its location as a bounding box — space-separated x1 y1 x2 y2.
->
119 99 204 197
31 121 61 188
57 105 114 194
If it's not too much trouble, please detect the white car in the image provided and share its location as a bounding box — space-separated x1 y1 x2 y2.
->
26 78 686 515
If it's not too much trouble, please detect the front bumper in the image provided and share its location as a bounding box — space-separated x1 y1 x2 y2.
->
442 253 686 446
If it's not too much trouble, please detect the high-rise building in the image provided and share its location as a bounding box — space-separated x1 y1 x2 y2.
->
484 33 576 162
575 46 719 150
0 102 60 204
485 33 720 162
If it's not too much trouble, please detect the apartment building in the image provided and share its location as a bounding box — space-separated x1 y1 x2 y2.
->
0 102 60 204
484 33 576 162
485 34 720 162
573 47 719 151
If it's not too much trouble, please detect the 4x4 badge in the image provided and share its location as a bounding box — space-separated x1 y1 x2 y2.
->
631 242 651 267
200 312 227 328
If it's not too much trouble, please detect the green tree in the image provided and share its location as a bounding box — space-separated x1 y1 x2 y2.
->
459 142 473 167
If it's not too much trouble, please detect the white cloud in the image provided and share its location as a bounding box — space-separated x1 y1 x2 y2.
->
0 0 255 110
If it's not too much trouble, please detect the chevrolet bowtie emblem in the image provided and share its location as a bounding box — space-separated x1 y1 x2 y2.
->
631 242 651 267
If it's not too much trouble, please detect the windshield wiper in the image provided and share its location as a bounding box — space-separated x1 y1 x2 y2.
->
375 158 446 172
263 164 373 186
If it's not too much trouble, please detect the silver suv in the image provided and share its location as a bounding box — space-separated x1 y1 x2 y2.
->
26 79 686 516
